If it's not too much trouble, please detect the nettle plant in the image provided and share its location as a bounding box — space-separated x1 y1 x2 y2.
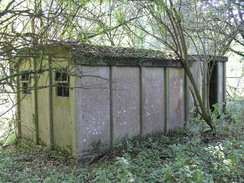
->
210 103 226 125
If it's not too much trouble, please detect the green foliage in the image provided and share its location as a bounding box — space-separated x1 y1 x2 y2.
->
0 119 17 147
0 100 243 182
226 98 244 121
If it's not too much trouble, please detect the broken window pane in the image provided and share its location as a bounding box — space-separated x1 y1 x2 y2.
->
21 73 31 94
55 70 69 97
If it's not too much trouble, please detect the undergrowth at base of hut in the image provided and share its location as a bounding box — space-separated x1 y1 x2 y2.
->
0 100 243 183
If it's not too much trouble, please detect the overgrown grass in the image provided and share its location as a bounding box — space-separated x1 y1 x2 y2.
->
1 101 243 183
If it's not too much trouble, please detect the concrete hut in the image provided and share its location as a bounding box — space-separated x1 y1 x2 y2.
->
15 41 227 161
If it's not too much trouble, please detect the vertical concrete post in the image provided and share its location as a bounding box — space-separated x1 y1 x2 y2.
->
216 62 220 104
223 62 226 112
217 61 224 112
72 72 77 159
164 67 169 134
202 63 208 107
184 70 189 124
16 67 22 138
33 58 39 144
139 66 143 136
48 56 54 150
109 66 114 148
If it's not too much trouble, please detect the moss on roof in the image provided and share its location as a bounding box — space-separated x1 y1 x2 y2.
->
15 41 183 67
46 41 177 60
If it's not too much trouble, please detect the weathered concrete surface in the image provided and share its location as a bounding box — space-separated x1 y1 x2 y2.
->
18 59 35 140
37 71 50 145
20 95 34 140
52 60 75 154
168 68 185 129
75 66 110 159
142 67 165 135
16 46 228 162
189 61 203 112
217 62 224 104
52 93 73 153
112 67 140 143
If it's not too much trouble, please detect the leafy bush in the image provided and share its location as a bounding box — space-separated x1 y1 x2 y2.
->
0 99 243 182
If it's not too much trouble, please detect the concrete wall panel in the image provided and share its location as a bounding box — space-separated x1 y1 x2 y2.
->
52 60 75 154
52 96 73 153
19 58 34 140
112 67 140 142
142 68 165 135
37 72 50 145
168 68 185 129
189 61 202 111
217 62 224 103
20 95 34 140
75 66 110 159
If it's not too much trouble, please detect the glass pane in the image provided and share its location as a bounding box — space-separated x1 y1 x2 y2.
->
22 83 31 94
21 74 30 81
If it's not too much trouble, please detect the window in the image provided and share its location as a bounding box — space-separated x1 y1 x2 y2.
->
55 70 69 97
21 73 31 94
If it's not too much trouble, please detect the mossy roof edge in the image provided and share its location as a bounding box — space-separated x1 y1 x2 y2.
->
15 41 185 67
44 41 177 60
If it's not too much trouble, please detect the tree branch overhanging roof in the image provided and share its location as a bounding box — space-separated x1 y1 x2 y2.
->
16 40 186 67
